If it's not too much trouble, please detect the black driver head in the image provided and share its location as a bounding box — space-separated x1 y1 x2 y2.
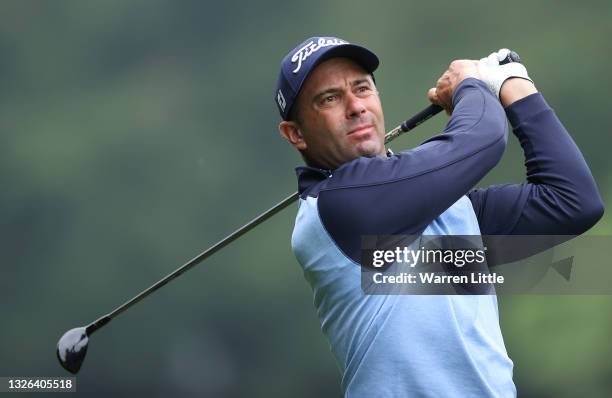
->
56 327 89 374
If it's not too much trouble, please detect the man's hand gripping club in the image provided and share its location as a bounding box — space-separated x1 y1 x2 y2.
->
428 49 537 112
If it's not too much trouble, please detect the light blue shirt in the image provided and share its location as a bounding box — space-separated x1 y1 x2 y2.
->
292 195 516 397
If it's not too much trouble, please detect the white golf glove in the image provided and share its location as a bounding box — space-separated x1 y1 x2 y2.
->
478 48 532 99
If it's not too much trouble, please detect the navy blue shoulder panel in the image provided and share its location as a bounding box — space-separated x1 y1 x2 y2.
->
310 78 508 263
468 93 604 235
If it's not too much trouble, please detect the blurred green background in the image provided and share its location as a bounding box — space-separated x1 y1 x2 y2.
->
1 0 611 397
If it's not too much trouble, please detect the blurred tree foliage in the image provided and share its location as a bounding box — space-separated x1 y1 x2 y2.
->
1 1 610 397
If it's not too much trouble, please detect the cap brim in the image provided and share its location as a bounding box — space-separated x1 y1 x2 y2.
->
314 43 379 74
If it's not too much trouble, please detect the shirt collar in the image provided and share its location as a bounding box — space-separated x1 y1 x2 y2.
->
294 149 394 195
295 166 332 194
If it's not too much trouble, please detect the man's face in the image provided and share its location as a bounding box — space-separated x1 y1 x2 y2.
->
280 57 386 169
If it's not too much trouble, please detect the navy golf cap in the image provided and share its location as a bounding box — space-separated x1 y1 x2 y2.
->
274 36 379 120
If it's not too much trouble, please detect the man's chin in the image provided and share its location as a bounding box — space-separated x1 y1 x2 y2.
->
356 141 384 158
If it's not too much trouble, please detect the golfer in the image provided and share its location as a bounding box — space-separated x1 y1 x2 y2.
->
274 36 603 397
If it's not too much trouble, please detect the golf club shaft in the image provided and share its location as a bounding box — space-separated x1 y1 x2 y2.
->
85 103 444 335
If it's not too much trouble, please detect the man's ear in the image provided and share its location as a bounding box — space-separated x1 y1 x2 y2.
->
279 121 307 150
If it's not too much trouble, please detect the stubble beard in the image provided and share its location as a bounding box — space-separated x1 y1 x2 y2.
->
353 132 385 158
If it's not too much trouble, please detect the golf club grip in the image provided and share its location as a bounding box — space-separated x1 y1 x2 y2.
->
395 51 520 135
400 104 443 132
499 50 521 65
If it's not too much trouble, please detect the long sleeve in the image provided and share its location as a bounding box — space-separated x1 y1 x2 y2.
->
468 93 604 236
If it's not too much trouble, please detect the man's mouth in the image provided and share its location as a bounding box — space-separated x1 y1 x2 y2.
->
347 124 374 136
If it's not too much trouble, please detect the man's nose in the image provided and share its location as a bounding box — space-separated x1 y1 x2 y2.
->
345 93 366 119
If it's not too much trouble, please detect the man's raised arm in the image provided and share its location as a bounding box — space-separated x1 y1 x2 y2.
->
468 77 604 235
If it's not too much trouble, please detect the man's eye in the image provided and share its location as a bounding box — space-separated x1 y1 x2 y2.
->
323 95 336 103
357 86 371 93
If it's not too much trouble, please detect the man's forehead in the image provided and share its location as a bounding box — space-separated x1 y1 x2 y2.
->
302 57 371 93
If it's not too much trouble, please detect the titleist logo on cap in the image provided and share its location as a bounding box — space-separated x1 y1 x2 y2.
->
291 37 348 74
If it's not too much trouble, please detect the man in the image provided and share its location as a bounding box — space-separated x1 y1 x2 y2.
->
274 36 604 397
